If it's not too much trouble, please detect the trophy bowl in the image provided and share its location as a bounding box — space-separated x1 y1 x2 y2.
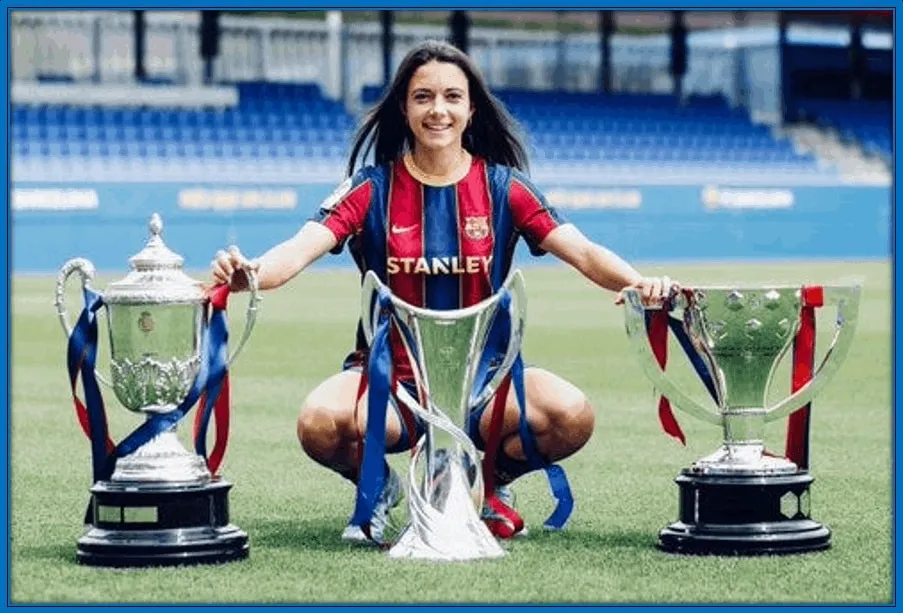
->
55 213 260 567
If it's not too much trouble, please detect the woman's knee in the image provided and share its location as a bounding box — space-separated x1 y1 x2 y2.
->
296 372 360 453
540 393 594 445
296 401 340 450
560 395 595 447
528 370 595 451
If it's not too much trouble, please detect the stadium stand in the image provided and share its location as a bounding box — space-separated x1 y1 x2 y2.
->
12 80 845 187
362 84 840 185
12 82 354 164
795 97 891 161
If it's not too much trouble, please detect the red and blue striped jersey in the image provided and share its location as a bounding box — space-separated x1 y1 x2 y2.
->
313 155 566 378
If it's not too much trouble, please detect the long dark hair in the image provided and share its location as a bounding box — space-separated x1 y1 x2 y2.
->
346 40 529 177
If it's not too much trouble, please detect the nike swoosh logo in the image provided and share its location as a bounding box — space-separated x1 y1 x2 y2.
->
391 224 418 235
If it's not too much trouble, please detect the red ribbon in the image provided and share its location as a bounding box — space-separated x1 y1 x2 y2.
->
70 354 116 456
785 285 823 468
480 375 526 538
192 284 233 476
647 309 687 445
193 376 231 476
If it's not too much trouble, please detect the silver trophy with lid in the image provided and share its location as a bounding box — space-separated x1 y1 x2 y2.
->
54 213 260 567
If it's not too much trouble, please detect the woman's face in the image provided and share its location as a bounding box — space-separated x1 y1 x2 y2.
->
404 60 474 155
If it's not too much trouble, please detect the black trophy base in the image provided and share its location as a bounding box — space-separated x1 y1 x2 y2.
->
77 478 249 568
658 469 831 556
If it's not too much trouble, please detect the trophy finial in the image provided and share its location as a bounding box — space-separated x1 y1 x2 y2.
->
125 212 183 272
149 213 163 238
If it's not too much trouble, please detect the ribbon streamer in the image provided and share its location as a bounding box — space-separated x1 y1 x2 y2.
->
786 285 822 468
350 288 394 534
644 295 718 445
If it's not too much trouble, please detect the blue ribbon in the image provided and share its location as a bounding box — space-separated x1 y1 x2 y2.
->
350 288 393 531
473 292 575 531
667 316 718 402
507 352 573 530
66 292 231 482
643 309 719 403
66 288 108 482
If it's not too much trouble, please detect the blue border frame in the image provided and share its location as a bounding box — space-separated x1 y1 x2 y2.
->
4 2 897 611
2 1 9 610
0 2 900 9
893 3 900 609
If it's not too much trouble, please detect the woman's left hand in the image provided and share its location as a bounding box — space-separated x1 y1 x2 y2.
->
615 276 678 306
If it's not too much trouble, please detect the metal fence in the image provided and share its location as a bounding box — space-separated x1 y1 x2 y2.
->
12 10 830 120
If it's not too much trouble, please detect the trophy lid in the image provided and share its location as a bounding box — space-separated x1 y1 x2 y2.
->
128 213 184 271
104 213 206 305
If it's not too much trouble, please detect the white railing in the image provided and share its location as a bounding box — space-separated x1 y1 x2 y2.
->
12 11 889 122
11 11 745 106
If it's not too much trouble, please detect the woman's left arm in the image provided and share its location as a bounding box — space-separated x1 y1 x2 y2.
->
539 223 671 304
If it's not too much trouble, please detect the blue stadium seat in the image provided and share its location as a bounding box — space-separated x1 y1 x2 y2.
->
7 83 854 185
797 97 891 158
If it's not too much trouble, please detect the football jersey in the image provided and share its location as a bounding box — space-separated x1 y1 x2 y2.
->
312 155 566 380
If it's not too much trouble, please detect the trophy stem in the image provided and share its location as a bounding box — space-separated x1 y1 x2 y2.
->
698 408 797 474
388 396 504 561
389 445 504 562
111 417 211 485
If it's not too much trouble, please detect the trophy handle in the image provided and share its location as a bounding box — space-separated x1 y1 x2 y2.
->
226 268 262 366
360 270 382 346
622 289 722 426
470 269 527 410
764 285 862 423
54 257 112 388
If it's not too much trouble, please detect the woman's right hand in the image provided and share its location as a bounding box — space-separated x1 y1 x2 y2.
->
211 245 260 292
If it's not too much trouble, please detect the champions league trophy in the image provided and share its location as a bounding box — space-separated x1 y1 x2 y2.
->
357 270 528 561
621 284 860 554
54 213 260 567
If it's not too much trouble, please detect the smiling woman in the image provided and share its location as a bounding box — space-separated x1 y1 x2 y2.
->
345 39 527 180
209 39 677 548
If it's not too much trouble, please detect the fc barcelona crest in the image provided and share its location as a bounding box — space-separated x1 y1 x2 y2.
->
464 216 489 240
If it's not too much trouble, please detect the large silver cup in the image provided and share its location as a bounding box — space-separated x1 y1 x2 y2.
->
55 213 260 484
54 213 260 566
360 270 527 561
622 284 861 554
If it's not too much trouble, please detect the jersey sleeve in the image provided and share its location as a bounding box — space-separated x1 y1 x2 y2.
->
507 170 567 256
310 168 375 254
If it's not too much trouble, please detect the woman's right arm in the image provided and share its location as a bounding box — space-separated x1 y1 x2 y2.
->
211 221 338 291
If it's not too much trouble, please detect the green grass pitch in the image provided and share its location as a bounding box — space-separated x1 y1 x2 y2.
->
10 260 891 603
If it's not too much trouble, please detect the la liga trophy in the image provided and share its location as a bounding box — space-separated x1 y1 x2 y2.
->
54 213 260 567
622 284 860 554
